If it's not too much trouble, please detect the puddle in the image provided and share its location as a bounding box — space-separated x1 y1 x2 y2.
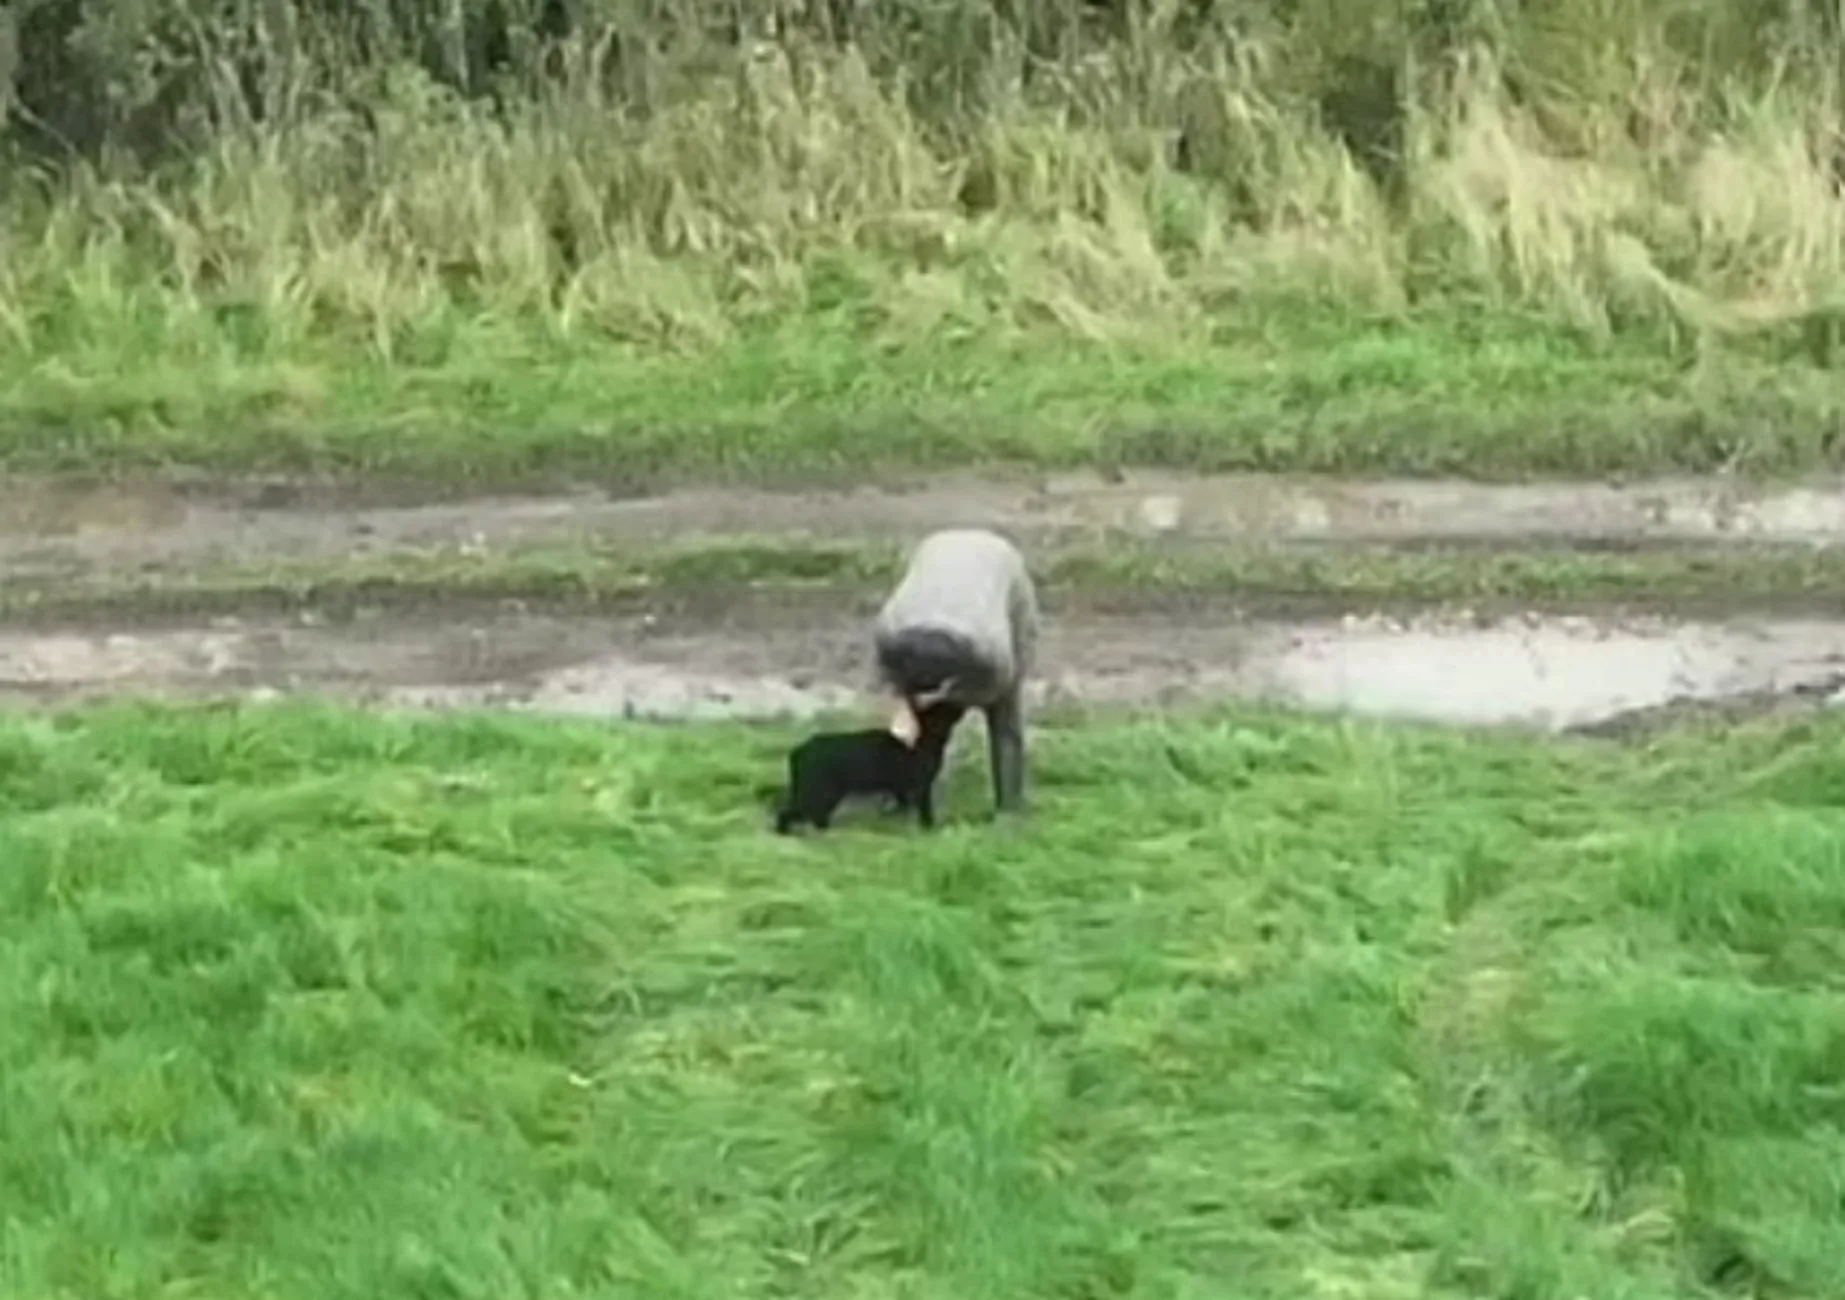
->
1245 614 1845 730
0 605 1841 734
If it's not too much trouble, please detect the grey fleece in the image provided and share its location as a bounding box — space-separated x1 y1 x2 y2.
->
873 529 1038 702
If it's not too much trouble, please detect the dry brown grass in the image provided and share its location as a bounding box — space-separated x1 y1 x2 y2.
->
4 4 1845 363
1 3 1844 489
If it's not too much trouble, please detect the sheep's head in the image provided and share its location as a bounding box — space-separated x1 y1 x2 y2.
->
889 677 956 747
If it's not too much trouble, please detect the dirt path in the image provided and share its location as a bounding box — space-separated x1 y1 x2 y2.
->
5 592 1844 735
7 469 1845 584
5 470 1845 734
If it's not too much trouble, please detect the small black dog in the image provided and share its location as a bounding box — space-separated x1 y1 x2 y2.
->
775 702 966 833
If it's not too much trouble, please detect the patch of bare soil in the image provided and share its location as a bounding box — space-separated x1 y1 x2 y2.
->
5 470 1845 586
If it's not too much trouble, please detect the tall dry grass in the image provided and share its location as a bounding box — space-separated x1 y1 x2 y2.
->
3 0 1845 361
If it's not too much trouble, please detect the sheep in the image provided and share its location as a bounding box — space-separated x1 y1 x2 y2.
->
872 528 1039 813
774 701 968 833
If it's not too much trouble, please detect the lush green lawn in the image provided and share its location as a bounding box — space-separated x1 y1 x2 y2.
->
6 307 1844 484
3 700 1843 1298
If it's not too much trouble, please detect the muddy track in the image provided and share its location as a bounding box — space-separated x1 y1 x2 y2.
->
6 597 1845 734
9 468 1845 583
5 470 1845 735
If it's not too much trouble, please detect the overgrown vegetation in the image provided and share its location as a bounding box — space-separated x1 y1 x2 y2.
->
5 0 1845 479
4 699 1845 1296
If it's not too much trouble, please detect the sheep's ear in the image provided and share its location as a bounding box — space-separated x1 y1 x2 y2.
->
889 702 921 747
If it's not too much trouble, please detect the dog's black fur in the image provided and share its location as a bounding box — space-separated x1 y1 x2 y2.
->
775 702 967 833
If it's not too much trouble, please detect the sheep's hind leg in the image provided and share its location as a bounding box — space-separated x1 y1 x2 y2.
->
985 688 1027 813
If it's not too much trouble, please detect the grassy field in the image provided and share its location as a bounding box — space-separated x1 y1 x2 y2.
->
9 3 1845 483
3 698 1844 1298
15 310 1840 484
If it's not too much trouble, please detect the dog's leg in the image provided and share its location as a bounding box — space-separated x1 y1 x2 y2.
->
915 779 937 829
810 796 838 831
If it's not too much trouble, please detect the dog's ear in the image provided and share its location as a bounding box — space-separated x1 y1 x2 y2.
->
889 701 921 747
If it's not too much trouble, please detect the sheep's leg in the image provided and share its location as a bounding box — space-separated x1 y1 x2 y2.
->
985 688 1026 813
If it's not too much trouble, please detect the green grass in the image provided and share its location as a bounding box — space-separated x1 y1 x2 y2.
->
4 698 1845 1297
18 533 1845 625
18 2 1845 486
7 308 1844 485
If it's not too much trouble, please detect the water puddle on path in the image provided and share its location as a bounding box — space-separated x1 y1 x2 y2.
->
0 606 1841 734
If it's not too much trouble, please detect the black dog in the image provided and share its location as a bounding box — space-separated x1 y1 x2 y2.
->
775 703 967 833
